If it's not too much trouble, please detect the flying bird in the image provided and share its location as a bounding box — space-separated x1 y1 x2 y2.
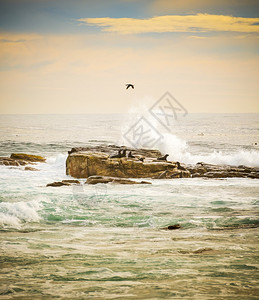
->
126 84 134 89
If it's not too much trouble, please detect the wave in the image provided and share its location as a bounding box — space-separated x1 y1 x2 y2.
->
158 133 259 167
0 199 42 229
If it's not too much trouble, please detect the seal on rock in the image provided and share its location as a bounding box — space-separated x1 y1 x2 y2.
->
157 154 169 161
128 151 135 158
110 150 122 158
121 149 127 157
176 161 186 171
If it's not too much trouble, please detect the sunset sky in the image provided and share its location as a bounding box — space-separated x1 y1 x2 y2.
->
0 0 258 114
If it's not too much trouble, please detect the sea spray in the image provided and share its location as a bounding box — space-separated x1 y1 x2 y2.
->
158 132 259 167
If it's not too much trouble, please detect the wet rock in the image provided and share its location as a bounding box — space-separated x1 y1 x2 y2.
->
62 179 80 184
247 172 259 179
24 166 39 171
192 172 202 178
46 180 80 187
0 157 27 166
10 153 46 162
47 181 70 187
86 175 151 185
189 162 259 179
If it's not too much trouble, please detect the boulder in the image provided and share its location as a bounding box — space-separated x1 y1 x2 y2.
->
86 175 151 185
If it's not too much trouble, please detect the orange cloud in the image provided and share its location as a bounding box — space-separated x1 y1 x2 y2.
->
78 14 259 34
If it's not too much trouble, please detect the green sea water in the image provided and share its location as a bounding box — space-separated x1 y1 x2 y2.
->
0 114 258 299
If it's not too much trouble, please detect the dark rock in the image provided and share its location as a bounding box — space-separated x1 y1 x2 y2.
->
160 224 181 230
47 181 71 187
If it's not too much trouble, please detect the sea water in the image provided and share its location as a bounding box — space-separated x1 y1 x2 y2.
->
0 114 258 299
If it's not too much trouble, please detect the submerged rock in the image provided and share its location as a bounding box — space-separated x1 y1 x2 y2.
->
160 224 181 230
24 166 39 171
47 179 80 187
86 175 151 185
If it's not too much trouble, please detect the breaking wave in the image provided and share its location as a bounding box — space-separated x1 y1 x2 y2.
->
158 133 259 167
0 200 42 229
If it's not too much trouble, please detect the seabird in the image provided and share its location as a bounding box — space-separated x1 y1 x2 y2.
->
157 154 169 161
128 151 135 158
126 84 134 89
110 149 122 159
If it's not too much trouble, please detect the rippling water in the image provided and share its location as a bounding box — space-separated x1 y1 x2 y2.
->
0 114 258 299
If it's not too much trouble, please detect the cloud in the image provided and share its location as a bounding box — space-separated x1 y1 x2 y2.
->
78 14 259 34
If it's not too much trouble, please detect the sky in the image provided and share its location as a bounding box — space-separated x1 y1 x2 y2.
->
0 0 258 114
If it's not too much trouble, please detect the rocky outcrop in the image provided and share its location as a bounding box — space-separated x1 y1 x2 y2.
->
66 146 259 180
10 153 45 162
66 151 184 179
0 153 46 167
86 175 151 185
189 162 259 179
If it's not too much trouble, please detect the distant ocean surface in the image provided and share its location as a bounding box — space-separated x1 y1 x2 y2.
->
0 114 258 299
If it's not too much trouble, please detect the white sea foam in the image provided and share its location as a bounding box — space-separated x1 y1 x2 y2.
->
0 199 42 229
47 153 67 167
158 133 259 167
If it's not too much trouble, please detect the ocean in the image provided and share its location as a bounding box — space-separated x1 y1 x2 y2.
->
0 113 258 299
